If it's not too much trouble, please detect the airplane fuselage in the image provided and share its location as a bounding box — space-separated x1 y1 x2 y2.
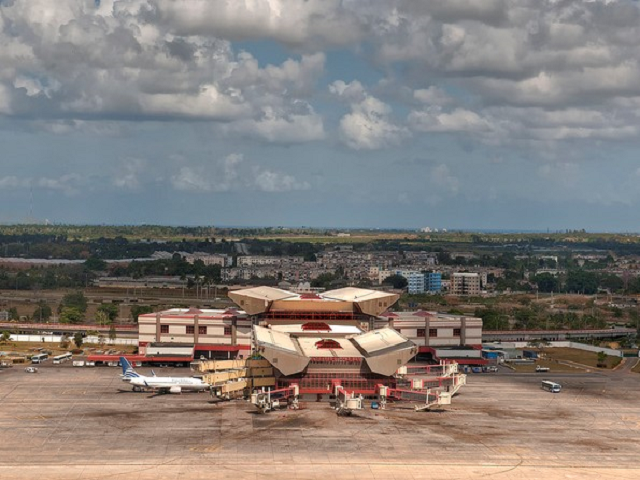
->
119 357 209 394
129 375 209 391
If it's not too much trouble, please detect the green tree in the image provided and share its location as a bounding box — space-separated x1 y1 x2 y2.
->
73 332 84 348
108 324 116 344
32 302 52 322
8 307 19 321
382 274 408 289
599 274 624 293
84 257 107 271
514 308 538 329
597 351 607 367
58 291 88 314
95 310 109 327
565 270 598 294
0 331 11 342
97 304 118 323
311 273 337 289
130 305 153 323
474 307 509 330
59 306 84 324
533 273 558 293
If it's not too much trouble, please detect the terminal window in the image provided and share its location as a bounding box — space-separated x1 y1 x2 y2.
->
429 328 438 338
186 325 195 334
224 326 232 336
160 325 169 334
199 326 207 335
417 328 426 337
453 328 461 337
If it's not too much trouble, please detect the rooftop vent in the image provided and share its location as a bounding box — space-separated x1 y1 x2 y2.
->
301 322 331 331
315 339 342 349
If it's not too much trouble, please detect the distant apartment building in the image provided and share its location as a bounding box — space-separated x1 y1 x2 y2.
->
424 272 442 293
451 272 481 296
379 269 425 294
403 251 438 265
451 252 478 262
403 271 425 294
184 252 232 267
237 255 304 267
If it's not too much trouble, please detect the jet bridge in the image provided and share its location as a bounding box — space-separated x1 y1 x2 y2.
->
396 361 467 396
332 381 364 416
377 385 451 412
251 384 300 413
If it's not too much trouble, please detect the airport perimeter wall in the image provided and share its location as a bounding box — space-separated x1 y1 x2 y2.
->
5 334 137 346
499 341 623 357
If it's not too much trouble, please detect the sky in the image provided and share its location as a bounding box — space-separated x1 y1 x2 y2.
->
2 0 640 231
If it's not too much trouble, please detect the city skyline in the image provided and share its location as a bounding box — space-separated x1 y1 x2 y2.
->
2 1 640 231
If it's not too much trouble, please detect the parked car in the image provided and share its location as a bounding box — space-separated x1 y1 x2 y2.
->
484 366 499 373
24 366 38 373
536 365 550 373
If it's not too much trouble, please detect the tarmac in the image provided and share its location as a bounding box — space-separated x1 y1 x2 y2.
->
1 361 640 480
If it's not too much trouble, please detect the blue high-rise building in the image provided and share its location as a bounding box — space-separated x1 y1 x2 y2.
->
425 272 442 293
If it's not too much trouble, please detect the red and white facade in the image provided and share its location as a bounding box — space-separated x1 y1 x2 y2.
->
138 307 252 358
381 311 482 348
136 289 484 367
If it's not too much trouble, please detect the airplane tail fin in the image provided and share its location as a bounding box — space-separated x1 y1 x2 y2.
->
119 356 140 379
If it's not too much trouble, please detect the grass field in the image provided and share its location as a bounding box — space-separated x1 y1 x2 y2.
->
540 347 622 369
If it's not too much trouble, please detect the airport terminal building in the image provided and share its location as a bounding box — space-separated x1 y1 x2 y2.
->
137 287 484 380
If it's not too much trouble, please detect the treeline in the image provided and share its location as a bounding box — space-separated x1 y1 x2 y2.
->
0 255 222 291
475 306 609 331
238 239 319 260
0 224 216 239
115 256 222 283
527 269 640 295
0 236 235 260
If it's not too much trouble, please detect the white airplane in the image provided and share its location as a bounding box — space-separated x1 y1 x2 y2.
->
119 357 210 394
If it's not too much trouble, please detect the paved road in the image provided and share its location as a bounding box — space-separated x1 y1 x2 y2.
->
614 356 640 375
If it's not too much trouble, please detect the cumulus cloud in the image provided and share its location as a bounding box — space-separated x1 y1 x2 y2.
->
222 105 325 143
0 173 83 196
413 87 452 106
170 153 309 193
171 154 242 193
409 107 492 133
330 80 409 150
537 162 581 189
430 164 460 195
3 0 640 196
0 1 327 143
151 0 364 48
113 158 147 190
253 170 310 192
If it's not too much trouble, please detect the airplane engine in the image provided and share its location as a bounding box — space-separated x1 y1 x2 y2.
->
169 386 182 394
